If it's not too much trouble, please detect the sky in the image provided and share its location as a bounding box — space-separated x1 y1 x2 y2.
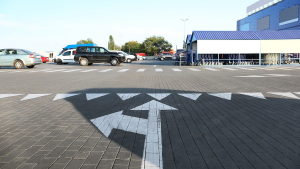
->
0 0 258 52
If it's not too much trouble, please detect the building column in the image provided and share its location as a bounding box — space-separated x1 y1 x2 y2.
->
280 53 281 65
259 53 261 66
218 53 220 65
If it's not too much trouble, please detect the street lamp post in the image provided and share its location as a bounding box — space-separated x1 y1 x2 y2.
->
181 19 188 48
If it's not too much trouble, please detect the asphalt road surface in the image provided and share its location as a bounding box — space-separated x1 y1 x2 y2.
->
0 60 300 169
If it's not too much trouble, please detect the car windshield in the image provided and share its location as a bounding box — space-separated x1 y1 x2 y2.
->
59 49 67 54
103 47 110 52
122 52 129 56
20 49 33 54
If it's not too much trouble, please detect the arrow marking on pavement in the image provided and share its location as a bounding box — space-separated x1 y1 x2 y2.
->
239 92 266 99
86 93 109 101
208 93 232 100
90 100 177 169
147 93 171 100
178 93 202 101
53 93 81 101
21 94 52 101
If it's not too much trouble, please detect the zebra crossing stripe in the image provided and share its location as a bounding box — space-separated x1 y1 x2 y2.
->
63 69 81 72
155 68 163 72
137 69 145 72
222 68 236 70
188 68 200 71
118 69 129 72
172 68 182 72
204 68 219 71
100 69 113 72
81 69 97 72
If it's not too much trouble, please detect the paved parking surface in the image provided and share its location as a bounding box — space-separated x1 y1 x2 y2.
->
0 60 300 169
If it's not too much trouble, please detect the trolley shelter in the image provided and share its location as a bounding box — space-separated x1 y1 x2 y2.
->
187 31 300 66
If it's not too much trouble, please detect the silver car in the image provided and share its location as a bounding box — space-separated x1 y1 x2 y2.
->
0 49 42 69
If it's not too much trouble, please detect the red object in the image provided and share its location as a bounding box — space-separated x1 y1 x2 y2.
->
41 56 49 63
161 52 173 55
136 53 146 56
29 54 34 58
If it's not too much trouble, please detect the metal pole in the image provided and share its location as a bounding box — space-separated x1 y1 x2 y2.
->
280 53 282 65
239 53 241 65
259 53 261 66
218 53 220 65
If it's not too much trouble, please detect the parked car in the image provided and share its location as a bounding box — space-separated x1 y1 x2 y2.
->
111 50 135 63
74 46 125 66
41 56 49 63
157 53 172 61
54 43 97 63
55 49 76 64
0 48 42 69
126 52 137 61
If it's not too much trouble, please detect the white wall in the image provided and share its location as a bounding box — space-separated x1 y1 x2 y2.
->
197 40 261 54
261 40 300 53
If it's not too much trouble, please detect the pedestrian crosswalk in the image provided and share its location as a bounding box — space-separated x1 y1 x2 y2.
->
0 66 299 74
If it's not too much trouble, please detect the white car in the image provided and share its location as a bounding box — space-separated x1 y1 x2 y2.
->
111 50 135 63
54 49 76 64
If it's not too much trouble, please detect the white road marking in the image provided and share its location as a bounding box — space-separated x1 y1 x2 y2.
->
0 94 23 99
21 94 52 101
44 69 66 72
117 93 140 101
63 69 81 72
178 93 202 101
204 68 219 71
222 68 237 70
53 93 81 101
118 69 129 72
86 93 109 101
294 92 300 96
172 68 182 72
188 68 201 71
208 93 232 100
239 92 266 99
235 75 265 77
100 69 113 72
137 69 145 72
81 69 97 72
147 93 171 100
154 65 157 67
264 74 290 77
239 68 256 70
268 92 299 99
155 68 163 72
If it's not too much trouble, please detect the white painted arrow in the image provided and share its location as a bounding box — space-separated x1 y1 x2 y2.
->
86 93 109 101
131 100 177 169
90 100 177 169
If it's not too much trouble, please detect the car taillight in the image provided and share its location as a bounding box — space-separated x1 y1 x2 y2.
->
74 50 76 54
29 54 34 58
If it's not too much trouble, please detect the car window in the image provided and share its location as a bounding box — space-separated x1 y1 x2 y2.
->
16 50 29 55
78 47 87 52
63 51 71 56
5 49 18 55
0 50 4 55
96 48 105 53
90 48 95 52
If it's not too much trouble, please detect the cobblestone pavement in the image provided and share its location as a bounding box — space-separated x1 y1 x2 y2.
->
0 60 300 169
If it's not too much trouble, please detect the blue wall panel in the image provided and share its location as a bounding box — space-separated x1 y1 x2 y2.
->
237 0 300 31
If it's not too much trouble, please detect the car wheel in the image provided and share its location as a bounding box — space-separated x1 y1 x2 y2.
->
14 60 24 69
57 60 62 65
110 58 118 66
27 65 35 68
43 62 46 63
88 63 93 66
80 58 89 66
127 59 132 63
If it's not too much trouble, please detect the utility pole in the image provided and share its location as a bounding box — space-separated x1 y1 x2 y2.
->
180 19 188 49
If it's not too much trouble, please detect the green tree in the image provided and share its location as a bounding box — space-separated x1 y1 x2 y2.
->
76 38 94 44
108 35 115 50
140 36 172 55
121 41 141 53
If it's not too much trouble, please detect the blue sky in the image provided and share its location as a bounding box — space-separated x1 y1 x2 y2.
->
0 0 257 51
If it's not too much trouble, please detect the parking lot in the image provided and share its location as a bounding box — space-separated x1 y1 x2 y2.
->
0 60 300 169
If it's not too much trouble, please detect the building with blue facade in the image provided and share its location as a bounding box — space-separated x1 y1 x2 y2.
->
237 0 300 31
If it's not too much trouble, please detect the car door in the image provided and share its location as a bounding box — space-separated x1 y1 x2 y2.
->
1 49 15 66
0 49 4 66
61 51 71 62
95 47 109 62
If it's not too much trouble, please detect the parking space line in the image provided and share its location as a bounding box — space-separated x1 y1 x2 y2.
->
118 69 129 72
155 68 163 72
137 69 145 72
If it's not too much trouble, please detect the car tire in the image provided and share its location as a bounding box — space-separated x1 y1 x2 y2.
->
27 65 35 68
88 63 93 66
80 58 89 66
14 60 24 69
43 62 46 63
110 58 119 66
57 60 62 65
127 59 132 63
